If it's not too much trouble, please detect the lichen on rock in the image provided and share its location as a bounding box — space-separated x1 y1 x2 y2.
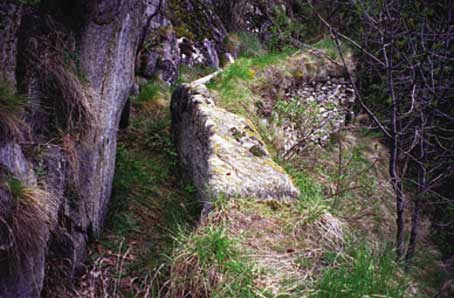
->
171 82 300 208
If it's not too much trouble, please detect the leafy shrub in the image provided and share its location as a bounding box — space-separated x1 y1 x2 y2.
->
267 5 306 51
274 97 337 158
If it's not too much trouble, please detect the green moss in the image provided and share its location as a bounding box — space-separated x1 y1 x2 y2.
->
174 25 195 41
249 145 266 157
167 0 214 42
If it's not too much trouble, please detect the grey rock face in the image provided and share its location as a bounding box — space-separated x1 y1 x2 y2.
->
136 0 229 84
78 0 145 234
171 83 300 207
0 0 152 296
137 1 181 84
0 145 50 298
0 5 45 297
203 39 220 68
0 144 36 186
0 0 238 295
0 2 22 89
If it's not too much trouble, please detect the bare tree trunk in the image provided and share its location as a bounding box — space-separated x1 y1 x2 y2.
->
406 187 421 261
384 35 405 259
406 117 426 261
390 131 405 259
333 134 343 208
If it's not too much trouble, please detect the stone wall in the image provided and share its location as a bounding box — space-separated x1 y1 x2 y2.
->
171 83 300 209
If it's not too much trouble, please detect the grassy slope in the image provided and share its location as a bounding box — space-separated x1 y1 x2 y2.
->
169 51 443 297
74 48 443 297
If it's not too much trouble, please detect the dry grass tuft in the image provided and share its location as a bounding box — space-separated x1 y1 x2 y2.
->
292 129 397 243
27 23 97 135
71 238 148 298
0 176 57 273
61 134 81 190
161 198 346 296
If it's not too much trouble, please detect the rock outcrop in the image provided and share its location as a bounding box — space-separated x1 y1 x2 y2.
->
171 83 300 208
136 0 229 84
0 1 161 296
0 0 295 296
0 2 22 89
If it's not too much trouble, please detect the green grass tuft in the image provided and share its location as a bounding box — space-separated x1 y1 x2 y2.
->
5 177 26 202
0 82 25 114
0 81 28 141
136 81 162 103
313 37 353 60
311 242 410 298
207 50 295 115
168 226 258 297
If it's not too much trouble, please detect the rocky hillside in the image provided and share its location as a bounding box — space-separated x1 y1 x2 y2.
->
0 0 230 296
0 1 452 297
